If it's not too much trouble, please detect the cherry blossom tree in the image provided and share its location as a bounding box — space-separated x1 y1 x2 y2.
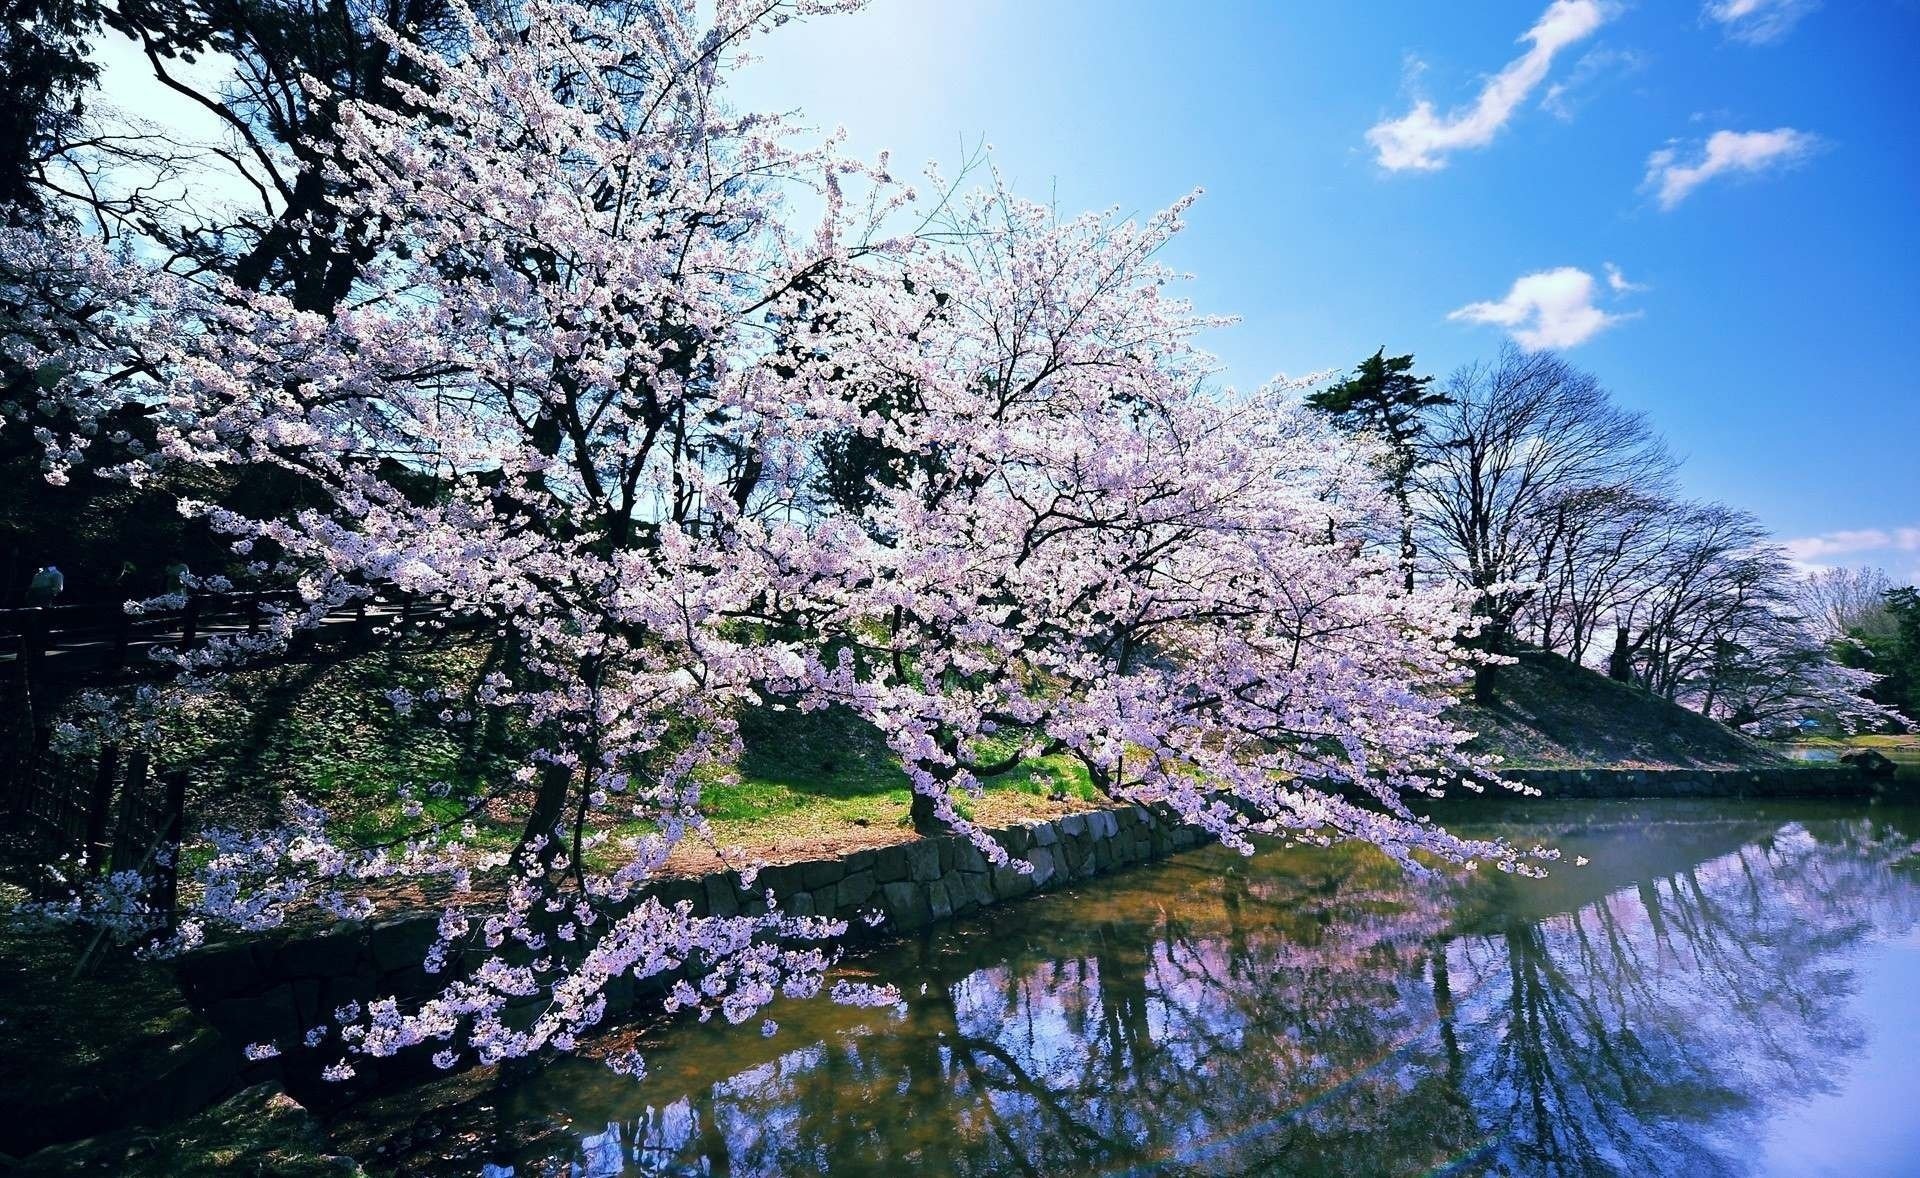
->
8 0 1544 1080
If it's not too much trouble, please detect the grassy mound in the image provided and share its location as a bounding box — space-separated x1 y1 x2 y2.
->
1455 649 1784 770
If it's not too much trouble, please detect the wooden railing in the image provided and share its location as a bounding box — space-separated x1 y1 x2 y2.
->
0 732 187 905
0 590 456 680
1 588 467 904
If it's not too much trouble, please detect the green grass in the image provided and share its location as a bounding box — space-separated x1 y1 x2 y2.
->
128 646 1103 874
1781 733 1920 750
1454 649 1784 770
577 707 1100 870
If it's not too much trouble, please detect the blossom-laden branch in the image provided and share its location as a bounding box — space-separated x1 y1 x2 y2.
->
6 0 1545 1082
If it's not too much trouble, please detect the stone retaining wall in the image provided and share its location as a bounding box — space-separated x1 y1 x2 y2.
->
171 763 1871 1096
1502 764 1873 799
173 803 1208 1096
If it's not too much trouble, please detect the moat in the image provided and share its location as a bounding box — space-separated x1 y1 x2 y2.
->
338 794 1920 1176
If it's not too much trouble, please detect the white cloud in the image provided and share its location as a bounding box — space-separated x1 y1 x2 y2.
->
1783 527 1920 564
1367 0 1611 171
1448 267 1628 350
1704 0 1818 45
1602 262 1646 294
1645 127 1818 209
1539 47 1647 122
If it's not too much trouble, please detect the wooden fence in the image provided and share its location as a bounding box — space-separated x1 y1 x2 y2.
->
0 589 453 681
0 729 188 914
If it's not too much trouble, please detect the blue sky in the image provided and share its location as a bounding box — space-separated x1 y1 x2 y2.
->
92 1 1920 577
732 0 1920 579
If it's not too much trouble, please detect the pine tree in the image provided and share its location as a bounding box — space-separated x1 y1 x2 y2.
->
1305 348 1448 591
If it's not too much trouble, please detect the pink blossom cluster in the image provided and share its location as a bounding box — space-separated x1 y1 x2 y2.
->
6 0 1548 1080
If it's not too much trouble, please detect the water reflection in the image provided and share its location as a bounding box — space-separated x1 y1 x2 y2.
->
360 801 1920 1177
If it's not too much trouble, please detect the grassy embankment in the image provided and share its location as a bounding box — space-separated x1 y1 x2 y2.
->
1451 649 1786 770
151 641 1795 885
156 638 1099 876
1782 733 1920 751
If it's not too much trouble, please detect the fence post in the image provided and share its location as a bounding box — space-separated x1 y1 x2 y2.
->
20 606 48 680
111 607 132 670
85 742 120 874
112 750 149 873
150 768 188 933
178 593 200 652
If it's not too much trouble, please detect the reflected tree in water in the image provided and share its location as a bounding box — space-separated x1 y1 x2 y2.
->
379 811 1920 1177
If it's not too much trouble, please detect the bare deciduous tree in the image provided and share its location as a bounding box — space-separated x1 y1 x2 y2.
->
1796 565 1896 644
1412 346 1673 700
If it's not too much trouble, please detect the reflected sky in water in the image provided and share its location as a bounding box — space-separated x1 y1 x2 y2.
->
354 798 1920 1177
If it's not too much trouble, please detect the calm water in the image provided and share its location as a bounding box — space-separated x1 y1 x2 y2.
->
352 792 1920 1177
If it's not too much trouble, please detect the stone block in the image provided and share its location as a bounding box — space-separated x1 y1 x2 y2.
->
653 878 707 914
704 873 741 919
1031 821 1059 847
836 869 878 910
801 858 847 890
755 863 800 895
992 859 1035 899
275 925 367 979
211 984 302 1048
146 1027 243 1126
1060 813 1088 838
954 841 989 872
1025 847 1056 889
176 940 264 1002
1001 825 1033 855
292 977 323 1027
962 871 997 909
369 915 439 974
928 878 954 921
1060 838 1086 874
881 880 932 930
907 839 943 883
873 844 910 883
812 886 839 920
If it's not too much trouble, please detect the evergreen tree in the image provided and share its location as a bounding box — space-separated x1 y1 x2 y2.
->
0 0 101 214
1305 348 1448 591
1845 586 1920 723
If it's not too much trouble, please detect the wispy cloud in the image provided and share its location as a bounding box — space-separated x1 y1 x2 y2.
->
1367 0 1611 171
1783 527 1920 565
1704 0 1818 45
1540 46 1647 121
1645 127 1818 209
1602 262 1646 294
1449 266 1631 350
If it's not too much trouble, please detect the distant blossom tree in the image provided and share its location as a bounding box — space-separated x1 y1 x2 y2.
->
7 0 1546 1080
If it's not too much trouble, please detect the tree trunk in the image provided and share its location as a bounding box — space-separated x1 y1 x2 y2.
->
909 788 950 835
1607 626 1632 681
519 757 573 867
1395 485 1417 594
1472 659 1499 704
